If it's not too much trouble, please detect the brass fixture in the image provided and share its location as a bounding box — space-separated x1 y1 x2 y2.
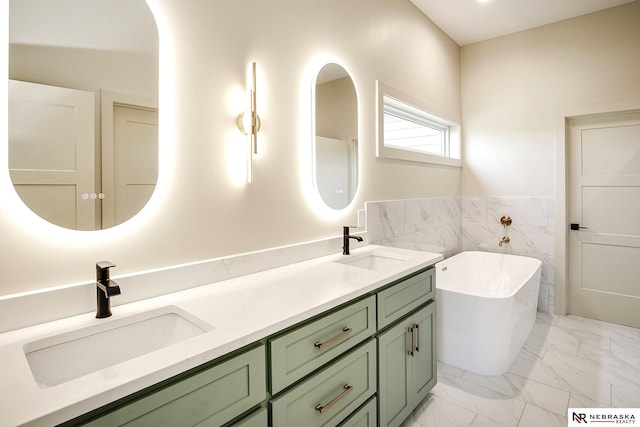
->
236 62 261 183
499 236 510 247
500 216 512 228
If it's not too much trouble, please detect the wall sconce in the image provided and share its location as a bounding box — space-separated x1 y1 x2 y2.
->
236 62 261 183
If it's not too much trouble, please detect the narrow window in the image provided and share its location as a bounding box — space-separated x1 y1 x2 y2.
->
377 82 461 167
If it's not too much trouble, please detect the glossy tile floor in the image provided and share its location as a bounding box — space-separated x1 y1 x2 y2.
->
402 312 640 427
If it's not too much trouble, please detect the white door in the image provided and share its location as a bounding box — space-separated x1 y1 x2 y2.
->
569 110 640 328
101 104 158 228
8 80 96 230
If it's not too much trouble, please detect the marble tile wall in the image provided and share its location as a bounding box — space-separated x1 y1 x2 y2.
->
366 197 463 258
366 196 556 313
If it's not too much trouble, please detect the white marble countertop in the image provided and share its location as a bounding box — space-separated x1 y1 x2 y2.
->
0 245 442 427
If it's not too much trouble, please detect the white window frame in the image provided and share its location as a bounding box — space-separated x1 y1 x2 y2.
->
376 81 461 167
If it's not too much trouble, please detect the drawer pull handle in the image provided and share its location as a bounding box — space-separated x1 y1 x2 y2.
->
315 327 352 349
315 384 353 413
415 324 420 352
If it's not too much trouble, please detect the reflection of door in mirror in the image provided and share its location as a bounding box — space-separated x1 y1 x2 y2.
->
8 0 158 230
314 64 358 210
9 80 96 230
106 104 158 228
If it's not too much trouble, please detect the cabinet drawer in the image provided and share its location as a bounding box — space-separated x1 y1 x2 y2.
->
271 339 377 427
377 268 434 329
229 407 268 427
337 396 377 427
85 345 266 427
270 296 376 394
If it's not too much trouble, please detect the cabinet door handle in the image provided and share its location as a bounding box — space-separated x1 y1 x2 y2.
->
408 326 415 356
315 327 352 349
414 324 420 352
315 384 353 413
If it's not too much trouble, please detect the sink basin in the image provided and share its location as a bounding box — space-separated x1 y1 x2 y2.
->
23 306 212 388
335 253 405 270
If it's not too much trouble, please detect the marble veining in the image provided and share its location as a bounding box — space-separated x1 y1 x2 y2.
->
367 195 556 312
401 314 640 427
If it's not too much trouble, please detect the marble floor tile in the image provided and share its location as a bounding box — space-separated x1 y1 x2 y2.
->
432 374 526 427
438 361 466 378
611 334 640 358
569 392 611 408
470 415 508 427
525 322 579 356
460 371 569 416
612 383 640 408
557 315 639 342
517 404 567 427
411 394 477 427
544 348 640 393
413 315 640 427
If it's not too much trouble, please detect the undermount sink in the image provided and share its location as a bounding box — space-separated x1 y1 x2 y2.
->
335 253 405 270
23 306 212 388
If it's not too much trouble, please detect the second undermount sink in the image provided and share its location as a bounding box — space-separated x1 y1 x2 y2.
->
335 253 406 270
23 306 212 388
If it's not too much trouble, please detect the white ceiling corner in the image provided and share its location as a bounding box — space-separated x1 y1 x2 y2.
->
410 0 637 46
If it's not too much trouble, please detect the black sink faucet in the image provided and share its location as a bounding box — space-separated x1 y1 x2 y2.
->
342 226 363 255
96 261 121 318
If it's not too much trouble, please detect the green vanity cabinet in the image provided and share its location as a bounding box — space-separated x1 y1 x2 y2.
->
82 345 266 427
270 339 377 427
377 269 434 329
377 301 436 427
269 295 376 394
229 407 268 427
58 264 437 427
337 396 377 427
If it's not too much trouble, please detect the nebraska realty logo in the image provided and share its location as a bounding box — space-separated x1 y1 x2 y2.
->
569 408 638 425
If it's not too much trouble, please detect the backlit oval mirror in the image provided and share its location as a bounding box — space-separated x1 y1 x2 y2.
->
314 63 358 210
8 0 159 230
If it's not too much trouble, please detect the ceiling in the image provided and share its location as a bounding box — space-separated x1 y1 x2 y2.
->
410 0 637 46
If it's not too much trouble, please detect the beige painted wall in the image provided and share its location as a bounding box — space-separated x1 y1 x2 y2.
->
0 0 461 295
461 1 640 197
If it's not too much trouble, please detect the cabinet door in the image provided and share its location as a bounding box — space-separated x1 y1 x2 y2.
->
412 302 437 404
377 317 413 427
377 302 437 427
85 345 266 427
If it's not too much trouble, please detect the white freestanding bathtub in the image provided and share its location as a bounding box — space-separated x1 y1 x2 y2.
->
436 251 542 375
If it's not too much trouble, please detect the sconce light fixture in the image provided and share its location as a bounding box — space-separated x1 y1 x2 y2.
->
236 62 261 183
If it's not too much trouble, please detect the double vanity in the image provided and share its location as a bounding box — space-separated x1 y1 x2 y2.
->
0 245 442 426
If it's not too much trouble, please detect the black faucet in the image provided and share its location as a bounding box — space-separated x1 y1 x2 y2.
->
342 226 364 255
96 261 121 318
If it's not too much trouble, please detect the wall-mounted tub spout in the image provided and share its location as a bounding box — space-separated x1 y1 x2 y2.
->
499 236 510 247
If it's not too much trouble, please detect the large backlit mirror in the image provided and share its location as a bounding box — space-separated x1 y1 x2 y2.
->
8 0 159 230
314 63 358 210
